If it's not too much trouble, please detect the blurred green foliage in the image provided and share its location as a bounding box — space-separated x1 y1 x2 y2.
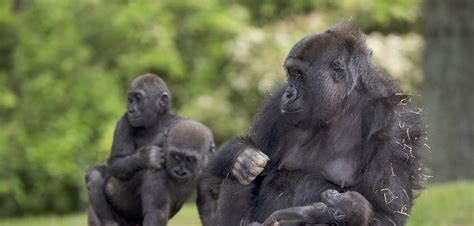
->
0 0 422 216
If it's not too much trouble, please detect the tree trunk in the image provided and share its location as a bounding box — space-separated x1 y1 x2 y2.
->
422 0 474 181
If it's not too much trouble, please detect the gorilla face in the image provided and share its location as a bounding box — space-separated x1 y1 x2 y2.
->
126 74 170 128
281 31 358 127
321 189 373 223
126 89 147 127
163 120 213 183
165 147 202 182
321 189 351 221
127 89 169 127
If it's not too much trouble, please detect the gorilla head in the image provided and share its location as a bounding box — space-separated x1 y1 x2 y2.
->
321 189 373 225
280 22 391 127
163 120 214 182
127 73 171 127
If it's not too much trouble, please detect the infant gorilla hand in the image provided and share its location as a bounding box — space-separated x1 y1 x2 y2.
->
141 146 164 170
232 148 269 185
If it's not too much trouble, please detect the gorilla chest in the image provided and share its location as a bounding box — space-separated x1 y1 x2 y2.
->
277 140 358 188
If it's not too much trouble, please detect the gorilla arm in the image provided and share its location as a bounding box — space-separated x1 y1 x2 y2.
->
262 190 373 226
208 89 287 186
360 143 417 226
207 137 268 186
107 117 163 180
262 202 332 226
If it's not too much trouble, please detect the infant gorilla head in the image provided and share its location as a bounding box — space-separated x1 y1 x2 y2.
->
322 189 373 225
161 120 214 182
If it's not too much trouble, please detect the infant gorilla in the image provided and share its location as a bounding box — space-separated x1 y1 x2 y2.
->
261 190 373 226
93 120 214 226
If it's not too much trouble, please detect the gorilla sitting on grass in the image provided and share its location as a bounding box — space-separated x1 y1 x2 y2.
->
208 22 427 226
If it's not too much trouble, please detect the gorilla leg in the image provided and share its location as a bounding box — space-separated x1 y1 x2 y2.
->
141 170 170 226
215 178 257 226
85 164 125 226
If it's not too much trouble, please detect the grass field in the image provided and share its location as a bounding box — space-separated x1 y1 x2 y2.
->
0 181 472 226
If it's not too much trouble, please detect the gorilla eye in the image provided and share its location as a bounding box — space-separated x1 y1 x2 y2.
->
333 210 345 220
186 156 196 163
173 154 181 161
331 60 345 72
135 94 142 102
288 69 304 79
295 70 304 79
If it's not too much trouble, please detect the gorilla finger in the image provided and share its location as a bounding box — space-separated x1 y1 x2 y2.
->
233 168 248 183
262 218 277 226
246 175 256 182
252 155 268 167
257 151 270 162
238 177 251 185
249 166 264 176
233 161 243 171
232 168 242 179
241 155 257 169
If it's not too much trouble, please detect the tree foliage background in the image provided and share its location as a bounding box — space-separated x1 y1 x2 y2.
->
0 0 470 217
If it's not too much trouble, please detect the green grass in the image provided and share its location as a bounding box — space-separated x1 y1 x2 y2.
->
407 181 474 226
0 204 201 226
0 181 472 226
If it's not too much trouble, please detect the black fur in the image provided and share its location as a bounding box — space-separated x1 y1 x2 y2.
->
209 22 426 226
85 74 215 226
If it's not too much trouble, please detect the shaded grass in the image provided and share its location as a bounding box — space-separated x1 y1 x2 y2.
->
0 181 472 226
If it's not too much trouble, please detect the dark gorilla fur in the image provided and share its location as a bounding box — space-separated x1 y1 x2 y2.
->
85 74 215 226
208 22 427 226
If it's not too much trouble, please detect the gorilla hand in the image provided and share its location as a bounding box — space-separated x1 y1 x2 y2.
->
141 146 164 170
232 148 269 185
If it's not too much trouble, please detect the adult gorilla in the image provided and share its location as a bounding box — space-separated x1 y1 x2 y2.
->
208 22 427 225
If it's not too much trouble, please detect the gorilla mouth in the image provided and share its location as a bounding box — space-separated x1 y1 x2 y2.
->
128 115 143 122
280 108 303 114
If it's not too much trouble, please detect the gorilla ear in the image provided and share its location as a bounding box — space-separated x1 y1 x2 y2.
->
158 92 169 109
209 142 216 153
333 209 346 221
330 60 346 82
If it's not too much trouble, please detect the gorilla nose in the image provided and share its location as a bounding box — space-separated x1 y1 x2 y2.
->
173 168 188 177
282 86 298 104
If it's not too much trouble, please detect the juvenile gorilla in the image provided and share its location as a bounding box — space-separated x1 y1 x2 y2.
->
85 74 215 226
209 22 426 225
104 120 214 226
